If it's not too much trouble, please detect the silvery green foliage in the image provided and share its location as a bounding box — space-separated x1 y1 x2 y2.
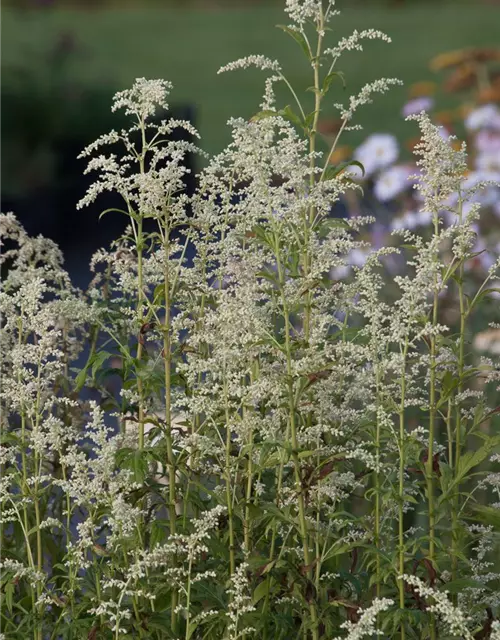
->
1 2 500 639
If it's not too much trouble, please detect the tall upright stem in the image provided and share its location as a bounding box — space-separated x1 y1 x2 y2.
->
398 338 409 639
374 368 382 600
427 215 440 640
163 228 179 633
136 116 148 451
224 378 236 577
243 359 258 552
452 195 465 590
303 8 324 343
136 221 145 449
275 243 319 640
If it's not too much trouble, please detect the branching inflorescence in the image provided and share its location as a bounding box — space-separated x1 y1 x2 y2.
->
1 2 500 639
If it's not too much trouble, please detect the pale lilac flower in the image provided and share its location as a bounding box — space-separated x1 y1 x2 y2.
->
390 215 407 231
438 126 453 141
349 248 370 267
374 164 414 201
465 103 500 132
391 209 432 231
444 168 500 213
402 96 434 118
475 151 500 178
415 209 433 226
353 133 399 178
466 236 495 272
475 130 500 154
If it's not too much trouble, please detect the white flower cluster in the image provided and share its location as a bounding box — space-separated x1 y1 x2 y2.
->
111 77 173 119
332 598 393 640
284 0 329 26
218 55 281 75
226 562 256 639
326 28 392 60
337 78 403 123
0 559 45 589
77 78 201 222
402 575 474 639
407 112 468 215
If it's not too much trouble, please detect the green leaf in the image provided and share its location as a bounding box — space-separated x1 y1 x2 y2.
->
297 450 317 459
98 207 131 221
439 578 488 594
470 287 500 313
253 579 272 605
323 160 365 181
276 24 311 59
91 350 113 379
4 580 14 614
153 283 166 305
146 613 176 631
74 367 88 392
262 502 296 526
187 621 199 640
303 110 317 130
250 109 279 122
74 347 112 391
455 435 500 486
322 70 346 94
471 504 500 530
279 105 304 130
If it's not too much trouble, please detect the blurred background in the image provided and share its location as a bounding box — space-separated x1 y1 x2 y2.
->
2 0 499 285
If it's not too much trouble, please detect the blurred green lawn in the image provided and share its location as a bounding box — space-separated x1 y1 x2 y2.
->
2 2 500 161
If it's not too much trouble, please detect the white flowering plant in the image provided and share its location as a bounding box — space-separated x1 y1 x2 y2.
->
1 2 500 640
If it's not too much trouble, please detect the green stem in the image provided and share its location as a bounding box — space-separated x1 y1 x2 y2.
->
275 240 319 640
374 368 382 600
452 194 465 592
184 558 194 640
162 225 180 633
427 214 440 640
224 378 236 577
398 338 409 639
